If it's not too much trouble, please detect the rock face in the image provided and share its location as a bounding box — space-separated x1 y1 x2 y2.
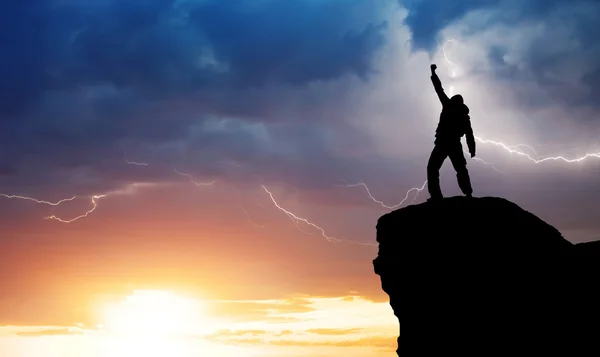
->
374 196 600 356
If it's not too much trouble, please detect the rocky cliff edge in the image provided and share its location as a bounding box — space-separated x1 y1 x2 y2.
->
374 196 600 356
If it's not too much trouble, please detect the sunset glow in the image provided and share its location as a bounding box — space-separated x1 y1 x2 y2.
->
0 295 398 357
101 291 208 336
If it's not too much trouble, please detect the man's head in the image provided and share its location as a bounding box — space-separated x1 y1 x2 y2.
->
450 94 469 115
450 94 463 105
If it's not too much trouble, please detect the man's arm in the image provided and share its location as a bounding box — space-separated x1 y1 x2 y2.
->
465 116 476 157
430 64 449 106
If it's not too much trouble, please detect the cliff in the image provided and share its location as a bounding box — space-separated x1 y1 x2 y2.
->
374 196 600 356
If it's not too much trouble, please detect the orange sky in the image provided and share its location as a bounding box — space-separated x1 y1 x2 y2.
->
0 292 398 356
1 181 393 357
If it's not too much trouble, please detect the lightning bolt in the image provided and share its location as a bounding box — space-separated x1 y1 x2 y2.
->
465 150 504 174
506 143 540 158
45 195 106 223
337 180 427 210
475 138 600 163
12 159 216 223
261 185 376 246
0 194 76 206
442 39 459 96
1 163 213 223
124 156 216 186
2 148 152 224
239 204 265 228
124 159 149 166
1 179 158 224
0 192 107 224
173 169 216 187
124 152 149 166
340 154 502 211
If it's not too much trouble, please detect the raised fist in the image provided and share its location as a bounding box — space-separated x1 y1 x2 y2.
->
430 64 437 72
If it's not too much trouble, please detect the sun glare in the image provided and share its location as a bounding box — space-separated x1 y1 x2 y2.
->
94 291 254 357
102 290 207 337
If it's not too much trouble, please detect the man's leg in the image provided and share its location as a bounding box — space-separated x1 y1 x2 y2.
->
448 144 473 196
427 145 447 199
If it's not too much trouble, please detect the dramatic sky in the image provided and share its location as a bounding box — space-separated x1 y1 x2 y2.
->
2 0 600 355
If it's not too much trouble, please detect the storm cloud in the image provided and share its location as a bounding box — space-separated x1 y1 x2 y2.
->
2 0 600 237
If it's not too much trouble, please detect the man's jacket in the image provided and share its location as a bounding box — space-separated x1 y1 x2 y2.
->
431 74 476 154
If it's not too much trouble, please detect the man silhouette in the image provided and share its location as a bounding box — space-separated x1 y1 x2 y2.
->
427 64 476 201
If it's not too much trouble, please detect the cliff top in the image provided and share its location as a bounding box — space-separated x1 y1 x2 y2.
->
376 196 578 257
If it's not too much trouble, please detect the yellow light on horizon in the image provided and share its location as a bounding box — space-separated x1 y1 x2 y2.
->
101 290 208 337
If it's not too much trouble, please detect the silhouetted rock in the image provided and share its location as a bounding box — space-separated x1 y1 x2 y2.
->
374 196 600 356
574 239 600 255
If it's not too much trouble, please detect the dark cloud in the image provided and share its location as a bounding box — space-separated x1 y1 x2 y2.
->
0 0 391 197
1 0 388 116
401 0 598 51
401 0 494 50
3 0 597 199
403 0 600 110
